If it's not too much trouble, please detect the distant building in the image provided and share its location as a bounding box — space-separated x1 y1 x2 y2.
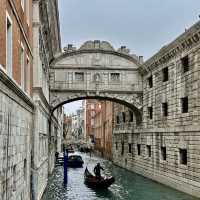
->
63 114 73 146
85 100 113 159
85 99 97 144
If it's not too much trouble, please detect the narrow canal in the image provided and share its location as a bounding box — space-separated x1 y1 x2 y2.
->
42 153 199 200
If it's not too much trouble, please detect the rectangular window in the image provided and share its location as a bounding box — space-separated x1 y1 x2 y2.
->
146 145 151 157
137 144 141 156
128 143 132 153
122 112 126 123
148 75 153 88
162 67 168 82
181 97 188 113
115 142 118 150
111 73 120 82
6 13 12 77
25 56 30 94
162 102 168 117
129 111 133 122
161 147 167 161
121 142 124 155
148 106 153 119
179 149 187 165
116 116 120 124
181 55 189 73
75 72 84 81
20 44 25 90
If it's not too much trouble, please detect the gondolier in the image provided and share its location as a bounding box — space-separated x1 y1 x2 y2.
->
94 163 104 181
84 167 115 189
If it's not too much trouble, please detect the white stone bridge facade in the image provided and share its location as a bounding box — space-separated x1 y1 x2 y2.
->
50 41 143 122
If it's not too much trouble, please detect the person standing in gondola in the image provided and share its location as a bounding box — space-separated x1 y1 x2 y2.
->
94 163 104 181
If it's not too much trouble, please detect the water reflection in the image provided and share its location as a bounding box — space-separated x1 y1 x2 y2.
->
42 153 199 200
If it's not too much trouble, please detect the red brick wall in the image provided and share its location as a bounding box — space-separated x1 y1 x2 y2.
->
0 0 33 96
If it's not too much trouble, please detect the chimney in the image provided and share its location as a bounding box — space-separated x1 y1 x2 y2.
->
63 44 76 52
118 46 130 54
139 56 144 64
94 40 100 49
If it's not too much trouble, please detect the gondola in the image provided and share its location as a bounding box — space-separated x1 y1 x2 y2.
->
68 155 84 168
84 167 115 189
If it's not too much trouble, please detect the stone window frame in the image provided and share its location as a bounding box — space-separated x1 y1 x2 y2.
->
162 67 169 82
121 141 124 155
20 42 25 91
147 75 153 88
147 106 153 120
146 145 151 158
179 148 187 166
6 11 13 78
162 102 168 117
26 0 30 25
74 72 84 82
137 144 141 156
160 146 167 161
181 96 188 113
122 112 126 123
129 110 134 122
25 55 30 95
116 115 120 124
21 0 25 11
110 73 120 83
181 55 190 73
115 142 118 150
128 143 132 154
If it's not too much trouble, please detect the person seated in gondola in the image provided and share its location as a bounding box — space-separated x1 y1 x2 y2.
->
94 163 104 181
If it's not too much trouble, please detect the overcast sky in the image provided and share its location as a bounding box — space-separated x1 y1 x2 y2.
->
58 0 200 114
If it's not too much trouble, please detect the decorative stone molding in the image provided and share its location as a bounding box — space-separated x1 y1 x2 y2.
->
0 68 34 111
141 21 200 74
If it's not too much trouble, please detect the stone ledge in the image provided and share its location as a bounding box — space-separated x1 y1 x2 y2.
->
134 125 200 133
0 68 34 110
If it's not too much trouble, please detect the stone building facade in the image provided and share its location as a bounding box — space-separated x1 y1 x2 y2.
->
32 0 62 199
112 21 200 197
0 0 34 199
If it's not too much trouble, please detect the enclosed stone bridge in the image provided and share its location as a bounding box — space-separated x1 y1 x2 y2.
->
50 41 143 123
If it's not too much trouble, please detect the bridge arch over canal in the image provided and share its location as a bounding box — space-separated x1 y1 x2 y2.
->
50 41 143 123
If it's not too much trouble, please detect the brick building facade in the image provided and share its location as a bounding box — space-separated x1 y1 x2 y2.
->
85 100 113 160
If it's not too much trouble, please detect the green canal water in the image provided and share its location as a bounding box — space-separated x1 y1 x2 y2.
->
41 153 200 200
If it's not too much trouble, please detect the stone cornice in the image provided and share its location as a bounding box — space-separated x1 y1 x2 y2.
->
140 21 200 75
51 66 139 71
135 125 200 133
0 69 34 110
50 49 142 67
33 87 50 111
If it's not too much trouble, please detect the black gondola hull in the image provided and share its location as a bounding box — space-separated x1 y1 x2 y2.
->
84 168 115 189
